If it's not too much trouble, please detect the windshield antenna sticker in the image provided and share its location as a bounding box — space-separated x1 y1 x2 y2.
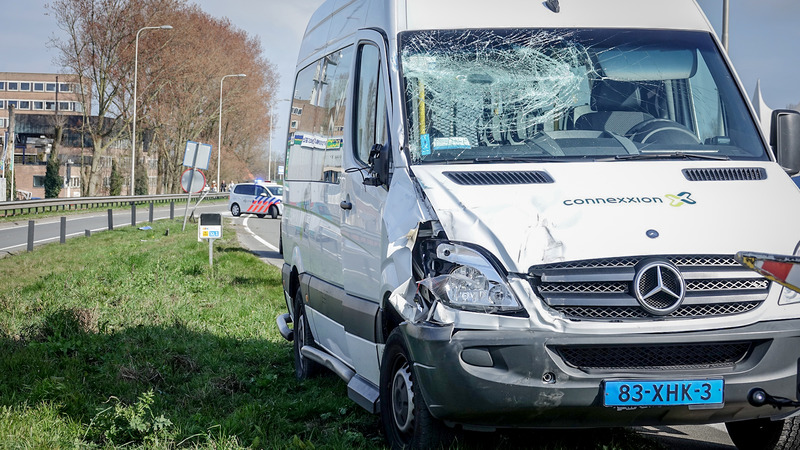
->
421 133 431 156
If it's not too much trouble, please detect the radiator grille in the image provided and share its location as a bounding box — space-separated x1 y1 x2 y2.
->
557 342 752 370
530 255 769 321
552 301 762 320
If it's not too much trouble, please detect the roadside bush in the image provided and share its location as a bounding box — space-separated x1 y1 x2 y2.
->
87 390 174 446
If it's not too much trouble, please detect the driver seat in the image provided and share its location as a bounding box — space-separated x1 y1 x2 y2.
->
573 80 654 135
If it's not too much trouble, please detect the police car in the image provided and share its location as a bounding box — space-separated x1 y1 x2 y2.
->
228 182 283 219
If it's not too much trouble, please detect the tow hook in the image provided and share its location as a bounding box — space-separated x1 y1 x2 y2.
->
748 388 800 409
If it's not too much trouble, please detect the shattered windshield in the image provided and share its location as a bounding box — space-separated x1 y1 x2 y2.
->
399 29 768 164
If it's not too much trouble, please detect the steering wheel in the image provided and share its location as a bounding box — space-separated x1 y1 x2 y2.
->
627 118 701 145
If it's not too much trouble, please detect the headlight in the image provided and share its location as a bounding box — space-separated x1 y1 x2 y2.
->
419 242 522 313
779 242 800 306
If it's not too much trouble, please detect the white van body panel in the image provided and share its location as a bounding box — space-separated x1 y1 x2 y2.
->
404 0 712 32
411 161 800 272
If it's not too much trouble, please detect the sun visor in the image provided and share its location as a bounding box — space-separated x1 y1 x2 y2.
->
597 48 697 81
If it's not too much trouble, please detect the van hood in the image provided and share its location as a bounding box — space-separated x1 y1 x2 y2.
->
411 161 800 273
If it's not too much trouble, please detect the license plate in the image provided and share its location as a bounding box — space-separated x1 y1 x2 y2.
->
604 379 724 407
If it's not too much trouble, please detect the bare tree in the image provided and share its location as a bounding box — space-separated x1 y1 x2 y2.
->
48 0 277 195
144 5 278 192
48 0 181 195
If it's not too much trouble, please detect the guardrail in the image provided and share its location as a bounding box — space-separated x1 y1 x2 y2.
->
0 192 229 217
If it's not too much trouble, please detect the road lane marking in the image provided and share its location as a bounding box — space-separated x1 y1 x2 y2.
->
242 216 279 252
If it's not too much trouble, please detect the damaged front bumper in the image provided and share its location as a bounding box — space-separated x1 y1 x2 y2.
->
400 318 800 430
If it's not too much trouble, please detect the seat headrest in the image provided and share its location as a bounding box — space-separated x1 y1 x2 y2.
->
591 80 642 112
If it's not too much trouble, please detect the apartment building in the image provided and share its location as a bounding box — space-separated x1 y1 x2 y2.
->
0 72 84 129
1 72 155 199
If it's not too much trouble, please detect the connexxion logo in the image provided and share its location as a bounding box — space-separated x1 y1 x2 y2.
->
665 192 696 207
563 192 696 207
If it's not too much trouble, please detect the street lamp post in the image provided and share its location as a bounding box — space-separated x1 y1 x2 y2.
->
268 99 290 182
722 0 729 51
131 24 172 196
268 113 273 181
217 74 246 190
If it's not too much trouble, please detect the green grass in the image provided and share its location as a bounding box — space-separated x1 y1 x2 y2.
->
0 220 664 449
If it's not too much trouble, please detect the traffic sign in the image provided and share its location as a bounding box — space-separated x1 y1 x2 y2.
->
180 168 206 193
183 141 212 170
198 213 222 240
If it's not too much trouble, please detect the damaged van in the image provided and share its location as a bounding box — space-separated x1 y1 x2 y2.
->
277 0 800 448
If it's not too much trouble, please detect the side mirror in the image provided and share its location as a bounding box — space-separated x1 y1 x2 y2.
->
364 143 391 188
770 109 800 175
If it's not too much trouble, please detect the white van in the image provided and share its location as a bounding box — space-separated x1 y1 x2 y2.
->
277 1 800 448
228 182 283 219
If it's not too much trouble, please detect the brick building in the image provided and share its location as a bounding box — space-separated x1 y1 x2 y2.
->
1 72 155 199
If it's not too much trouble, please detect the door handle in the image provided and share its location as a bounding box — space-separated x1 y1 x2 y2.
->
340 200 352 210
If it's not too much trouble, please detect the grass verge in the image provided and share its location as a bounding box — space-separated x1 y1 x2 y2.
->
0 220 663 449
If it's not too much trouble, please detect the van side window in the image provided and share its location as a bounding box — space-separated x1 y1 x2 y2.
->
286 46 354 182
354 43 387 164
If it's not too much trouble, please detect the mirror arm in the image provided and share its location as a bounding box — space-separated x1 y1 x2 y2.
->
363 143 391 188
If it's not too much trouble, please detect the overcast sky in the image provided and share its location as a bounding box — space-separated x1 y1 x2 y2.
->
2 0 798 153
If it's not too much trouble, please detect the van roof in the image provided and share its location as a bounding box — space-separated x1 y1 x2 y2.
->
404 0 712 32
300 0 714 69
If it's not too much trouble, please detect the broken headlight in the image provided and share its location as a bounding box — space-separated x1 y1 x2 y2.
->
779 241 800 306
420 242 522 314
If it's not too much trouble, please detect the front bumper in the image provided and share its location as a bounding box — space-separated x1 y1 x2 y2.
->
402 318 800 429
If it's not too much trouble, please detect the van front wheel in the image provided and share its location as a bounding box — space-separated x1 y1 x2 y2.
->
380 329 449 449
726 416 800 450
293 290 321 380
230 203 241 217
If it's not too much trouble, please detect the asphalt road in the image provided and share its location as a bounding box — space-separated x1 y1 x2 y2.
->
230 210 283 268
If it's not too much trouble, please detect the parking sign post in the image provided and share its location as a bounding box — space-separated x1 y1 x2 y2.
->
198 213 222 266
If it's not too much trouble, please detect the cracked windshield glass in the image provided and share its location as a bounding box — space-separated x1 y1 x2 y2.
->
400 29 768 164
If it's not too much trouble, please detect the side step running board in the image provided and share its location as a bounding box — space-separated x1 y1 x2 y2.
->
301 346 380 413
276 313 293 341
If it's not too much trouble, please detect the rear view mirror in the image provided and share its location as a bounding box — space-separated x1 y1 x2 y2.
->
364 143 391 188
771 109 800 176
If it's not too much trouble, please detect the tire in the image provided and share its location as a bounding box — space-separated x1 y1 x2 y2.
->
279 223 284 256
269 205 278 219
726 416 800 450
293 289 321 380
380 329 449 449
231 203 241 217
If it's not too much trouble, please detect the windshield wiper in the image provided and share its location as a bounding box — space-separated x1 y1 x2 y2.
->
472 156 563 163
598 152 730 162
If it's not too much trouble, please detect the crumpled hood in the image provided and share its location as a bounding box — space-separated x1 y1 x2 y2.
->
411 161 800 273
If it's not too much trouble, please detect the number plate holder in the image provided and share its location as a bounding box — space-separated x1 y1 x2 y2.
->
604 379 724 407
